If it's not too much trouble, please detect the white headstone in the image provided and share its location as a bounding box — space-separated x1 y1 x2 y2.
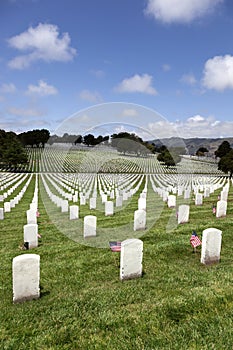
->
24 224 38 249
167 195 176 208
69 205 79 220
195 193 203 206
120 239 143 280
221 190 228 202
13 254 40 303
80 195 86 205
4 202 11 213
134 209 146 231
61 200 69 213
216 200 227 218
0 208 4 220
105 201 114 216
101 194 107 204
184 189 190 199
89 197 97 209
178 205 190 224
138 198 146 211
204 188 210 198
27 209 37 224
201 228 222 265
116 196 123 207
84 215 97 238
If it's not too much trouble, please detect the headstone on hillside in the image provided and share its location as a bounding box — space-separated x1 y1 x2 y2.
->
120 239 143 281
13 254 40 303
178 187 183 196
134 209 146 231
204 188 210 198
80 195 86 205
89 197 97 209
73 194 78 203
27 209 37 224
69 205 79 220
0 208 4 220
4 202 11 213
184 189 190 199
167 195 176 208
24 224 38 249
123 192 128 201
0 195 3 202
84 215 97 238
140 192 147 199
101 194 107 204
116 196 123 207
105 201 114 216
201 228 222 265
178 205 190 224
195 193 203 206
221 190 228 202
61 200 69 213
138 197 146 211
216 200 227 218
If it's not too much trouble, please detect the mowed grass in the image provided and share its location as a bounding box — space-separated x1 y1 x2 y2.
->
1 175 233 349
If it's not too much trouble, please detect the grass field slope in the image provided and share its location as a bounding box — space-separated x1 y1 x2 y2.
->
0 147 232 349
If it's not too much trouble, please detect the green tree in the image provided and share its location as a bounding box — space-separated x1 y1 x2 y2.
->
83 134 96 146
215 141 231 158
196 147 209 157
218 149 233 178
0 130 28 170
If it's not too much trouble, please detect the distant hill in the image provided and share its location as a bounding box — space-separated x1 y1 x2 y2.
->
150 137 233 156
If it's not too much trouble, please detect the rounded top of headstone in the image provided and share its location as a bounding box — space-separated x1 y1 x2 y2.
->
13 254 40 263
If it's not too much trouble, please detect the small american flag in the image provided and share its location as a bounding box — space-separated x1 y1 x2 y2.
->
109 241 121 252
190 231 202 248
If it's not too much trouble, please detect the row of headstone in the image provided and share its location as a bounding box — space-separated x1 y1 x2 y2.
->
24 175 39 249
11 224 224 304
2 174 33 214
12 238 144 302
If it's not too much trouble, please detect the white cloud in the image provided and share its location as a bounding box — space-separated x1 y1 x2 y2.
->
26 80 58 96
187 115 205 123
0 83 16 93
144 0 223 24
7 23 77 69
79 89 103 103
147 115 233 139
202 55 233 91
115 74 157 95
180 73 197 85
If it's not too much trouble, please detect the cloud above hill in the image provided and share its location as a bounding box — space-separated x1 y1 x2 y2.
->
202 55 233 91
115 74 157 95
144 0 223 24
7 23 77 69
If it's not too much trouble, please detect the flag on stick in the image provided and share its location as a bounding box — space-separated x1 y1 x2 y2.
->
109 241 121 252
190 230 202 248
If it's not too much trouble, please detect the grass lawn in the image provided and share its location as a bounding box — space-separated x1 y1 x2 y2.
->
1 174 233 349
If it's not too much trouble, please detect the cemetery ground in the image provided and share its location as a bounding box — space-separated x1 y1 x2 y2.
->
1 171 233 347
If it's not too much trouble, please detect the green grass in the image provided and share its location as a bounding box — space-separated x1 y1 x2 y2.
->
1 174 233 349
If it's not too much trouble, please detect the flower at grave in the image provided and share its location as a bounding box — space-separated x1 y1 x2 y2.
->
109 241 121 252
36 210 40 217
38 233 41 238
190 230 202 248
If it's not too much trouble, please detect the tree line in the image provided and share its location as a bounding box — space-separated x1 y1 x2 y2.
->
0 127 232 174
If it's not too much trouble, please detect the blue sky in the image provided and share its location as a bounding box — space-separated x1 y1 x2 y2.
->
1 0 233 139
